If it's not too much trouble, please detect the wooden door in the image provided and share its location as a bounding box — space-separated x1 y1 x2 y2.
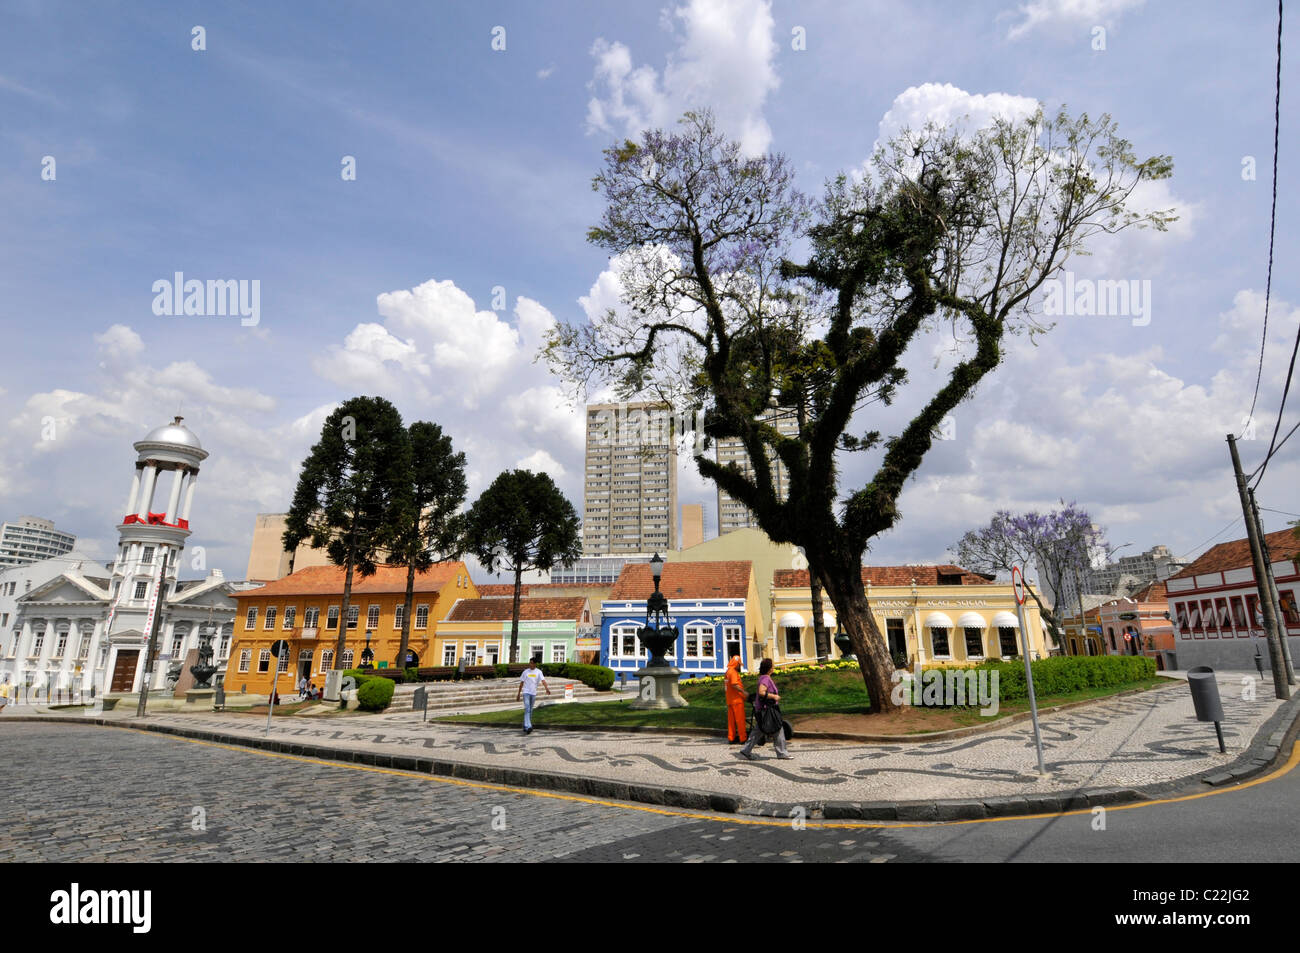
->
110 650 139 693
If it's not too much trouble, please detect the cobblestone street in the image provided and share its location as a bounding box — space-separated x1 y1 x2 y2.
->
0 724 921 863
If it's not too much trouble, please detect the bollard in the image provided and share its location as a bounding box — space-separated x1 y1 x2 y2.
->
1186 665 1226 753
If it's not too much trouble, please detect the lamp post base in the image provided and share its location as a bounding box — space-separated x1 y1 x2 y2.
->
629 665 689 709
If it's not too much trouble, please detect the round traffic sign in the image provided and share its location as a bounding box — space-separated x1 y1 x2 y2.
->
270 639 289 658
1011 566 1027 605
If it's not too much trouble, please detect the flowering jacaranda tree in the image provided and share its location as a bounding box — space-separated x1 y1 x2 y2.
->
953 503 1108 652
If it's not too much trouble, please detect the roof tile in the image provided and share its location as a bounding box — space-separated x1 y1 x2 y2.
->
609 561 752 601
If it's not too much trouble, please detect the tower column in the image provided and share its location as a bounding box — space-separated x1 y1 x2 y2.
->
164 468 185 524
135 464 159 520
125 466 142 517
180 471 199 523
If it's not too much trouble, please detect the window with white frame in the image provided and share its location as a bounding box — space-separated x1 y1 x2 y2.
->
393 604 405 630
141 546 154 564
257 649 271 673
551 642 567 664
611 625 641 659
462 643 477 664
930 626 951 657
326 606 339 629
277 651 289 673
54 629 68 657
784 626 802 657
31 628 44 655
367 605 380 628
341 649 354 667
238 649 251 673
78 630 91 658
246 607 257 629
485 643 500 665
998 627 1018 657
964 627 984 658
346 606 359 629
442 642 457 666
218 635 230 659
320 649 334 671
528 642 544 663
264 607 277 630
304 607 320 628
415 605 429 629
133 581 148 600
283 607 296 629
171 633 184 658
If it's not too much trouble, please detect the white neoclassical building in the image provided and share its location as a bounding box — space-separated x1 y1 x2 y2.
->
0 417 244 699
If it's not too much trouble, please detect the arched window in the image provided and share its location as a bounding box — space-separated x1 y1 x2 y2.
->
341 649 354 668
683 622 715 659
320 649 334 672
609 623 643 659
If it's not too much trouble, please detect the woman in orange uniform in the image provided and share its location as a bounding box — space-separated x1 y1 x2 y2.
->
724 653 747 744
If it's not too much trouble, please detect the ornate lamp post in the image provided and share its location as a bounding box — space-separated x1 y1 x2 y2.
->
360 630 375 670
630 554 688 709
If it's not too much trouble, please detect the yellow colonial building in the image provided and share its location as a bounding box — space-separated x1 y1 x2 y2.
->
223 562 476 694
769 566 1048 667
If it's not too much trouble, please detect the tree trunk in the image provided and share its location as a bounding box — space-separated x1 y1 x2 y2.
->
509 566 523 664
819 562 896 713
809 567 831 662
336 558 354 668
398 560 415 670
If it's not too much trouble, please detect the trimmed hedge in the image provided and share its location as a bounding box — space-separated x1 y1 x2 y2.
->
911 654 1157 705
538 662 616 692
356 676 395 711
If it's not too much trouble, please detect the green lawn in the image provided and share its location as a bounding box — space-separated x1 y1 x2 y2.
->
436 670 1175 735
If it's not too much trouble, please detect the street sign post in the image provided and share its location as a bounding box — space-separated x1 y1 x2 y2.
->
1012 566 1047 775
265 639 289 736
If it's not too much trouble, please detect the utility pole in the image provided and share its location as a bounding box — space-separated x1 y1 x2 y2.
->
1227 435 1289 699
136 552 170 717
1249 488 1296 685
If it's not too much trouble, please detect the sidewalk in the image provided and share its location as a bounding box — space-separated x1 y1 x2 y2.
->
9 671 1298 820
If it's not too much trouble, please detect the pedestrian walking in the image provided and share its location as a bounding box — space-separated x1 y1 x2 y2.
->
738 658 791 760
724 653 747 744
297 676 308 700
515 658 550 734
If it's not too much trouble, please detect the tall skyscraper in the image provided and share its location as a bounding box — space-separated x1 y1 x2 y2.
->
582 401 677 555
0 516 76 568
715 405 799 536
680 503 704 549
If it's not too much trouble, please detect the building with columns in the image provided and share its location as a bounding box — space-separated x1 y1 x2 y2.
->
0 417 244 699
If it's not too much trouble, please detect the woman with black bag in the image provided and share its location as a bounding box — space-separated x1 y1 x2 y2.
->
738 658 792 760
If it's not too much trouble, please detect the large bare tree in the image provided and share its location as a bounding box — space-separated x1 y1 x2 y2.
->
546 109 1174 712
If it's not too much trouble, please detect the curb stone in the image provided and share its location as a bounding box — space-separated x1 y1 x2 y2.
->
4 691 1298 822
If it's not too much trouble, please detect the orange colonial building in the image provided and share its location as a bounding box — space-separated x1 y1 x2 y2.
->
222 562 476 694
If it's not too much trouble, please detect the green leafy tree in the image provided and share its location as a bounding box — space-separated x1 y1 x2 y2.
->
545 109 1174 712
463 470 581 663
389 421 468 670
283 396 412 669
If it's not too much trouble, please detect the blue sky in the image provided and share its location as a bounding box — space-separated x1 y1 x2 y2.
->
1 0 1296 579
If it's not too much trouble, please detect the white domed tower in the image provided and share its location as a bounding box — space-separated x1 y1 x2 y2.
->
102 417 208 691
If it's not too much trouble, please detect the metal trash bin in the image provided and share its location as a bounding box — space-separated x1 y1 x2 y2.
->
1187 665 1225 752
214 686 226 712
1187 666 1224 722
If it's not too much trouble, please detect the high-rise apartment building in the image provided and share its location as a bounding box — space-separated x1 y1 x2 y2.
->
680 504 704 550
715 405 799 536
582 401 677 555
0 516 76 568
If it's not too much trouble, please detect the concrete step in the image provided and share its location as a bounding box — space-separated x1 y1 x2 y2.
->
382 678 602 712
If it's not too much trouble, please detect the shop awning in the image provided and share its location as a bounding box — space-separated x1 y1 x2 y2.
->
778 612 806 629
957 612 985 629
992 611 1020 628
924 611 954 629
820 611 836 629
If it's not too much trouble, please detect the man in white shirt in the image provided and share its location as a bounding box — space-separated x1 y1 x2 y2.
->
515 658 551 734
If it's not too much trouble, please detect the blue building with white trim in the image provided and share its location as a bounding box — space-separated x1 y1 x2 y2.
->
599 560 759 678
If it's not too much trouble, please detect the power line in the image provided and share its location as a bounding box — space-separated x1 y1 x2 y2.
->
1177 516 1243 564
1260 506 1300 518
1248 417 1300 482
1245 0 1286 435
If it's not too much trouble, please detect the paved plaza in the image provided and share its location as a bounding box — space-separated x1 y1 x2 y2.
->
5 671 1294 818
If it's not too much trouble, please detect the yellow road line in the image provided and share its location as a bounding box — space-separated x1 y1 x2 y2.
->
90 721 1298 831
